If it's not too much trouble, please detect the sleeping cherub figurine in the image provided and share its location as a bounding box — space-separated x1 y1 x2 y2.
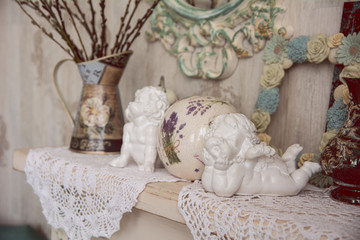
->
201 113 321 197
109 86 169 172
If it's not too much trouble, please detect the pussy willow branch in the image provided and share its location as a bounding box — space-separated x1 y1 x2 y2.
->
115 0 141 54
111 0 131 54
61 0 89 61
98 0 107 58
14 0 161 62
62 1 92 58
14 0 74 59
42 0 82 61
87 0 99 59
72 0 99 60
122 0 160 52
51 0 84 61
36 0 83 61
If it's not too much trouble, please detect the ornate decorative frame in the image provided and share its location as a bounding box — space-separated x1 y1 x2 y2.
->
147 0 288 80
251 32 360 187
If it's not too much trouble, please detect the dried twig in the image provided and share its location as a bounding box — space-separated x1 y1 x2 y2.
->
14 0 74 59
41 0 83 61
61 0 89 61
111 0 131 54
98 0 107 58
122 0 161 51
14 0 161 62
87 0 99 59
116 0 141 53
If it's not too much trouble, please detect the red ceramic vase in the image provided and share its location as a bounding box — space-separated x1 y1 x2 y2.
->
321 77 360 205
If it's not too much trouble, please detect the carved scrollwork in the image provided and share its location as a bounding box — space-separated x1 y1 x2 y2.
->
147 0 288 80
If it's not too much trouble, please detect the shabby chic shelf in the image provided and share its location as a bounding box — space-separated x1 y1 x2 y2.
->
13 148 360 240
12 148 193 240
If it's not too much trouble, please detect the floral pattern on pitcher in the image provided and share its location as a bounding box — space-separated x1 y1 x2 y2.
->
80 96 115 138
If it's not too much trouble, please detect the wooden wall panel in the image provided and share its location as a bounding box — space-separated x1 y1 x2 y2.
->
0 0 351 238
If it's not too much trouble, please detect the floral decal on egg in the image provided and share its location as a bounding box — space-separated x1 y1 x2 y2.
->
186 97 229 116
80 96 114 137
161 112 186 165
161 97 231 167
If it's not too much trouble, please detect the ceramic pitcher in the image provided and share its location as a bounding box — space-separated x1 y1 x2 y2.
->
53 51 133 154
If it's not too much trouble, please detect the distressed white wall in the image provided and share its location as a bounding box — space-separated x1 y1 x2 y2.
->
0 0 350 238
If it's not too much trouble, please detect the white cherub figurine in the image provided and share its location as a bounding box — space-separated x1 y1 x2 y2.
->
202 113 321 197
109 86 169 172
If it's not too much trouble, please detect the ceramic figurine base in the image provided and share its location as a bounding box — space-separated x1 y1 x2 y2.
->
331 186 360 205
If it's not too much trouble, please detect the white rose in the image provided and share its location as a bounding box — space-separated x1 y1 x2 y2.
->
260 63 285 89
251 109 271 133
327 33 344 48
307 34 330 64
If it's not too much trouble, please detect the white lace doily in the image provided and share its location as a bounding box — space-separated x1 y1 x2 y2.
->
24 147 182 240
178 181 360 240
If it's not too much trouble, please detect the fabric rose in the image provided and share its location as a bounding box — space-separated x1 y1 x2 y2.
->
287 35 310 63
263 34 288 64
255 88 280 115
334 84 351 105
336 32 360 65
326 99 347 130
80 97 110 128
319 129 338 153
327 33 344 48
339 64 360 84
251 109 271 133
333 84 347 101
297 153 314 168
306 34 330 63
257 133 271 145
260 63 285 89
328 48 339 64
282 57 293 69
342 87 351 105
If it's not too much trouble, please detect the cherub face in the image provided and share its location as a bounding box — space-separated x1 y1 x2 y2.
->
126 87 169 124
211 122 247 151
126 100 144 122
205 137 236 170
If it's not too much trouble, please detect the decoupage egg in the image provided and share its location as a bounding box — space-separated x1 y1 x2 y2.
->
157 96 237 180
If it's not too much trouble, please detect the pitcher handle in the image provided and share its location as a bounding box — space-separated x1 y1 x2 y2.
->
52 59 75 127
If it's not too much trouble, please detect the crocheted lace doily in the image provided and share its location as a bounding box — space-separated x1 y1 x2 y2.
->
178 181 360 240
25 147 181 240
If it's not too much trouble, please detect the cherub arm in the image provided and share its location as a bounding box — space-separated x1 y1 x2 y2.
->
141 125 158 172
245 142 276 160
212 165 244 197
109 123 132 167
